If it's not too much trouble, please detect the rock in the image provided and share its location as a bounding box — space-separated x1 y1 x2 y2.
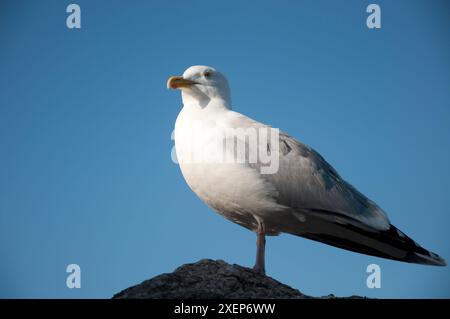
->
113 259 308 299
113 259 366 299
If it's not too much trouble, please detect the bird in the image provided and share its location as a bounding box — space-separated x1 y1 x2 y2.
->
167 65 446 275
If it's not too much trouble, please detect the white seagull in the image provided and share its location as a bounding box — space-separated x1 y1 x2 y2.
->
168 65 446 275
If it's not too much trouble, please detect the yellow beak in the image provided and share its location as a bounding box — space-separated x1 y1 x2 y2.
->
167 76 198 89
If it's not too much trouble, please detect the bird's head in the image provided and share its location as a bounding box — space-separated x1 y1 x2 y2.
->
167 65 231 109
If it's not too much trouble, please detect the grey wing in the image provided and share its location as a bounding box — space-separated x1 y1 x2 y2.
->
224 111 390 231
261 132 391 231
225 114 448 266
265 139 447 266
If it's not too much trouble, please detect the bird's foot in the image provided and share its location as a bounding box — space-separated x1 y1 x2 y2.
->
252 264 266 276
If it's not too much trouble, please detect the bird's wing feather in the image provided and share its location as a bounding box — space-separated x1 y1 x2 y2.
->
223 111 391 231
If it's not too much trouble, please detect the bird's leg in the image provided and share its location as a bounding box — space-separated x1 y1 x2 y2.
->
253 219 266 275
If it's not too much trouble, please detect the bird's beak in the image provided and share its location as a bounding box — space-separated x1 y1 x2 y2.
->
167 76 197 89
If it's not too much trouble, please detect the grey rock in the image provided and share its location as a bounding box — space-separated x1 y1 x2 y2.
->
113 259 365 299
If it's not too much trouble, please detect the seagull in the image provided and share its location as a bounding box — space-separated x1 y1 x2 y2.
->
167 65 446 275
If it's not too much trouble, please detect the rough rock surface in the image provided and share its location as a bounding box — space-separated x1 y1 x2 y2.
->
114 259 308 299
114 259 367 299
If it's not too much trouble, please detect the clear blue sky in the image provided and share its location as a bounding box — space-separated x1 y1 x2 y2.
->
0 0 449 298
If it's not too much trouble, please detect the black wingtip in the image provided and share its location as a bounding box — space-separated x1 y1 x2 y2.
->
409 251 447 266
292 211 447 267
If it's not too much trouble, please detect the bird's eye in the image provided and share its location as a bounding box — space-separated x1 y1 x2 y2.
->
204 70 211 78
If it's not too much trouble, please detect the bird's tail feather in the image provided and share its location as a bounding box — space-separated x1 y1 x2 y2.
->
290 209 446 266
407 248 447 266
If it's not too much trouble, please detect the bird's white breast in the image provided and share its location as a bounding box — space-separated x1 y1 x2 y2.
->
174 104 285 230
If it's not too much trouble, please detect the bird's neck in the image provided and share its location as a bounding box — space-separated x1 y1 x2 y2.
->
182 93 232 111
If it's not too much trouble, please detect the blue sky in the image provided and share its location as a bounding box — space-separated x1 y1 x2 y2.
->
0 0 449 298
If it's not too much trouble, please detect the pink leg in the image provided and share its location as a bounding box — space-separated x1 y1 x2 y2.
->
252 219 266 275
